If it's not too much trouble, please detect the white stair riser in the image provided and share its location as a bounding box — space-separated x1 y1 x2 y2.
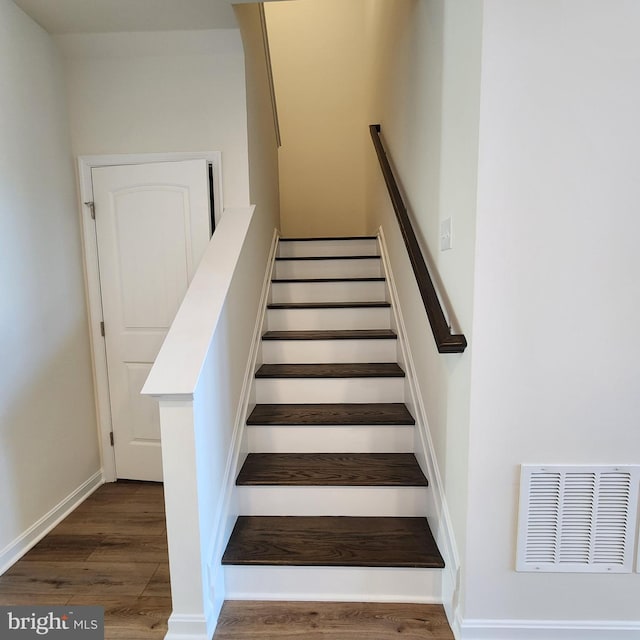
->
246 425 415 453
271 280 386 304
224 565 442 603
262 339 397 364
236 486 428 517
267 307 391 331
255 377 404 404
274 258 382 279
278 239 379 258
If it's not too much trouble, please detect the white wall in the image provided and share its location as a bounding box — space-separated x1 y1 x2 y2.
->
0 0 100 568
463 0 640 629
56 30 250 208
266 0 372 236
366 0 483 599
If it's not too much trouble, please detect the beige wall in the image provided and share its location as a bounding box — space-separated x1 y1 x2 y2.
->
366 0 483 603
0 0 100 568
235 4 280 226
266 0 482 615
266 0 371 236
56 29 251 208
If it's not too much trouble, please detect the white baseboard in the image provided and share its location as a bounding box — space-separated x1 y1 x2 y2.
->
0 470 104 575
165 611 217 640
377 227 460 609
455 616 640 640
205 228 279 615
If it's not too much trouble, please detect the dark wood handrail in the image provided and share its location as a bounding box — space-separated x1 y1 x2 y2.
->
369 124 467 353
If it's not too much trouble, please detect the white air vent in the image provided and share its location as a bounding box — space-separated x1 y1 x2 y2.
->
516 465 639 573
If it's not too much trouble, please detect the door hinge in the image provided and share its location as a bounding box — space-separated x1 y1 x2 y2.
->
109 432 114 446
85 201 95 219
100 321 105 337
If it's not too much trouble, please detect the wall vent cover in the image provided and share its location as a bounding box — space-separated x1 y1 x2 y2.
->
516 465 639 573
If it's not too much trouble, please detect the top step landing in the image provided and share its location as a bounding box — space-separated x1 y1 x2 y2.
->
278 236 379 258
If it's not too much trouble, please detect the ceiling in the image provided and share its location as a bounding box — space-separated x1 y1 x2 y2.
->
13 0 240 34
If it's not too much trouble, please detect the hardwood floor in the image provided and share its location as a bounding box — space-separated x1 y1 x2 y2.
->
261 329 397 341
275 255 380 261
247 403 416 426
214 601 454 639
255 363 405 378
267 301 391 309
222 516 445 568
271 277 386 283
236 453 428 486
0 481 170 640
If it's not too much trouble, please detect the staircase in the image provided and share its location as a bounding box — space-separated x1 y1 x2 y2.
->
221 236 444 601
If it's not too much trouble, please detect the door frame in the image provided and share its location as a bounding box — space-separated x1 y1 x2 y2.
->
77 151 222 482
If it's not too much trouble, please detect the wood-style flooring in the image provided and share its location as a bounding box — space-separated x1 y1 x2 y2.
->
255 363 405 378
0 481 170 639
275 255 380 261
247 403 416 426
261 329 397 341
222 516 445 568
267 301 391 310
236 453 428 486
272 277 386 283
213 600 454 640
0 482 455 640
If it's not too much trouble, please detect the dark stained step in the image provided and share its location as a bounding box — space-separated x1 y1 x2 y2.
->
267 301 390 310
221 516 444 568
262 329 397 341
272 277 385 283
280 236 377 241
255 363 405 379
247 403 415 426
236 453 428 486
275 256 380 262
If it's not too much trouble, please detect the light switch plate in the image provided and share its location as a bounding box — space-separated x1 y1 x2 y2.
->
440 217 452 251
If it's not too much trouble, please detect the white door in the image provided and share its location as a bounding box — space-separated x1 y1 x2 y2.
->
92 159 211 481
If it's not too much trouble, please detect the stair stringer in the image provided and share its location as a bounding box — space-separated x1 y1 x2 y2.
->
204 228 279 623
377 226 461 616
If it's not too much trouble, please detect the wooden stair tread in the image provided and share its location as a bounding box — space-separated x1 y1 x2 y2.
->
272 277 385 283
255 363 405 379
262 329 397 341
236 453 428 486
247 403 415 426
221 516 444 568
279 236 377 241
267 301 390 309
275 255 380 262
